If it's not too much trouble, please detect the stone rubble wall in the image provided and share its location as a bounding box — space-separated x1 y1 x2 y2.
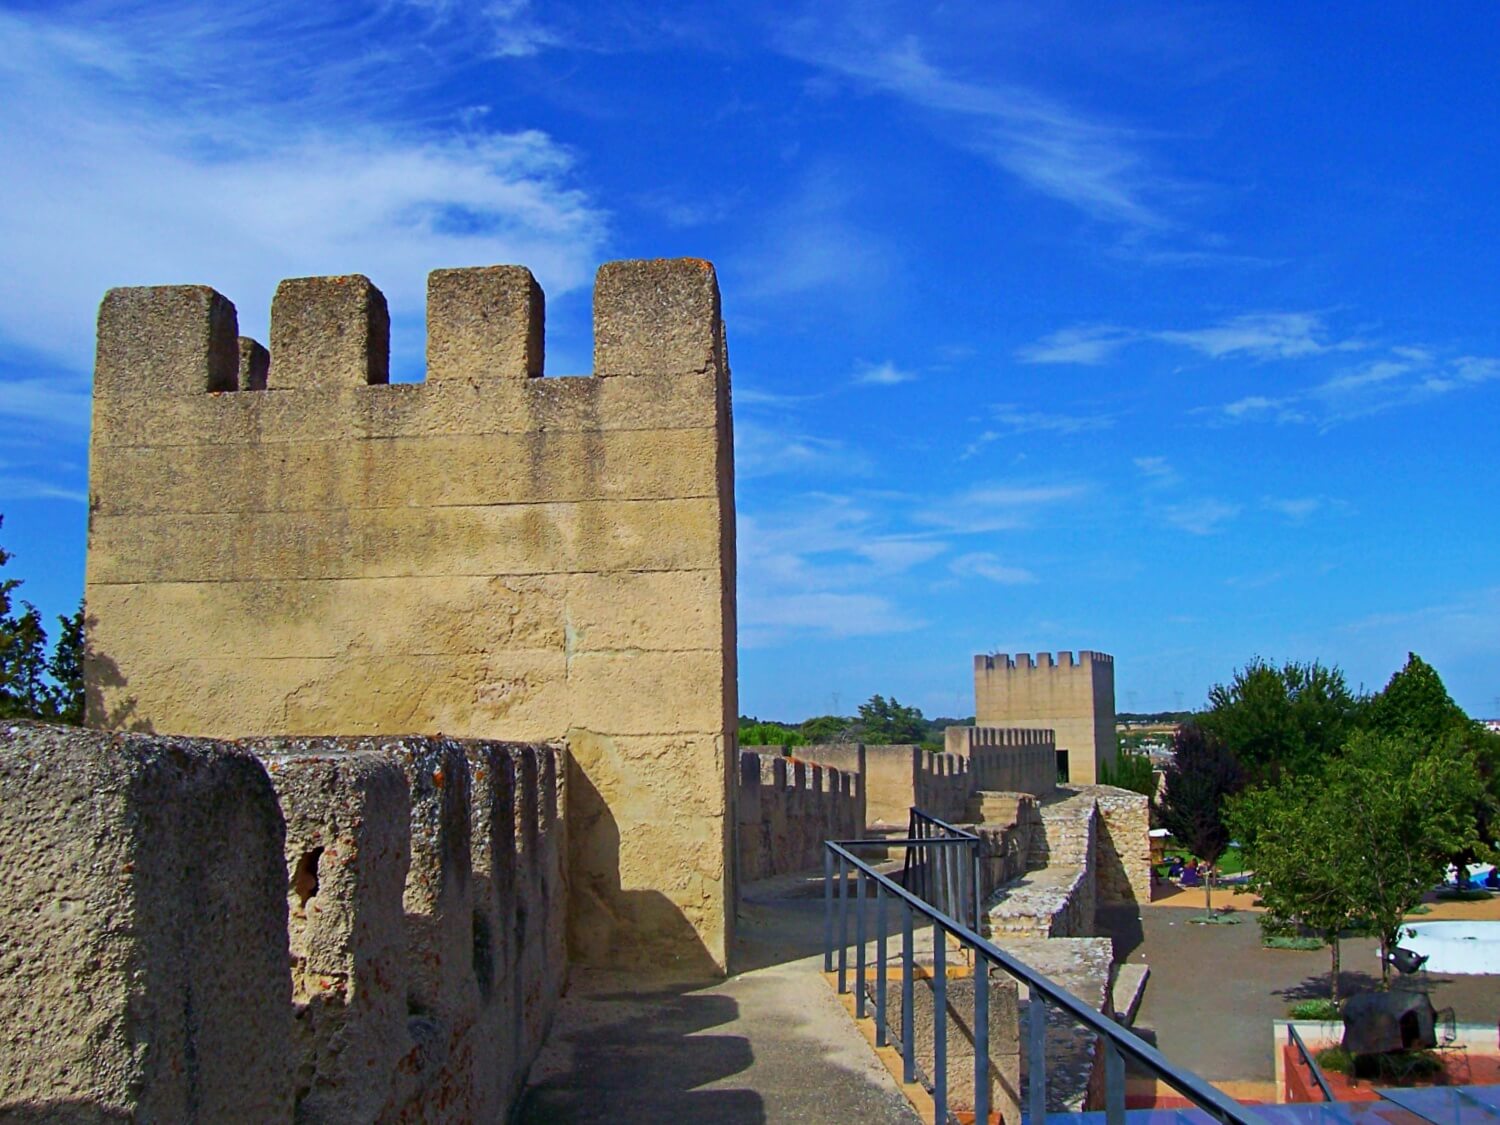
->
0 723 568 1124
1072 784 1152 906
83 257 738 973
736 749 864 881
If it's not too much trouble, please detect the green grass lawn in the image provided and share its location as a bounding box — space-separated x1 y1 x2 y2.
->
1153 837 1246 879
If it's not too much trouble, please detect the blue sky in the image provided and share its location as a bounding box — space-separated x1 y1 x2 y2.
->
1 2 1497 719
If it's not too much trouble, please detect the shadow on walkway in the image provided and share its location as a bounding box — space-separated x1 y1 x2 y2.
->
518 979 763 1123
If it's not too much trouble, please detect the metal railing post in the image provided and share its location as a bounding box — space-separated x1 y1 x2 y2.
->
855 869 867 1019
1028 991 1047 1123
837 851 849 993
902 904 915 1084
823 845 834 973
1105 1038 1125 1125
934 918 947 1123
971 839 983 933
875 879 889 1047
974 957 990 1125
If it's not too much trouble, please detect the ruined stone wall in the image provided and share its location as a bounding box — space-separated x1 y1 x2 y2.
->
972 652 1116 785
945 725 1057 797
735 749 863 881
0 723 568 1123
83 258 737 973
1068 784 1151 906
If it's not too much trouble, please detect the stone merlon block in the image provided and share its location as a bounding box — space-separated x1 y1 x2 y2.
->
270 274 390 389
95 284 240 397
0 721 292 1122
427 265 544 382
593 258 722 377
250 747 412 1123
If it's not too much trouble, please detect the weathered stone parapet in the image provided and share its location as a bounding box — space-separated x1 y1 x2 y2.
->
251 747 411 1123
735 748 863 881
1067 784 1152 906
0 721 292 1123
947 726 1058 797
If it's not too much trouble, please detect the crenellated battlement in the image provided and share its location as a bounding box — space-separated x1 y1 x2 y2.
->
975 650 1112 671
972 649 1116 785
93 258 723 403
84 257 738 977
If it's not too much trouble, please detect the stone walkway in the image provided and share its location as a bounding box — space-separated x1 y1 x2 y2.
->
518 881 920 1123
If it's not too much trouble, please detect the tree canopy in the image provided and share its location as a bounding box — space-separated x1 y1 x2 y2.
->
1156 722 1246 912
1197 657 1363 779
855 694 930 745
0 518 83 724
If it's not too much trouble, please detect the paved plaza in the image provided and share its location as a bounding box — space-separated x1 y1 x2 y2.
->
1101 893 1500 1082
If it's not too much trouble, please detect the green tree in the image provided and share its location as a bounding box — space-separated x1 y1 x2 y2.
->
739 720 806 747
1365 653 1500 885
854 694 928 745
0 520 84 724
1365 653 1470 742
1098 748 1157 798
1156 723 1246 913
44 604 85 725
1198 658 1362 780
1326 731 1483 984
1230 780 1367 1000
800 714 855 743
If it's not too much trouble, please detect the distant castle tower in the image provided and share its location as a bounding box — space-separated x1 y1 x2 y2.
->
973 651 1116 784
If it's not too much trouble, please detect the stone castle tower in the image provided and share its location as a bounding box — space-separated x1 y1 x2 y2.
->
973 651 1116 784
83 258 738 972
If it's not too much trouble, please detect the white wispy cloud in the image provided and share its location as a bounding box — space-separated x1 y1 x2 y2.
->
1018 311 1344 366
949 552 1037 585
0 4 608 372
1262 496 1324 521
737 498 937 646
1214 351 1500 428
778 22 1175 231
1015 325 1134 366
734 418 870 480
1132 455 1180 489
917 481 1090 533
853 360 917 386
1160 498 1240 535
961 404 1114 458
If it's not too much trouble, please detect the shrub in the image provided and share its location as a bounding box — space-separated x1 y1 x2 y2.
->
1290 999 1340 1020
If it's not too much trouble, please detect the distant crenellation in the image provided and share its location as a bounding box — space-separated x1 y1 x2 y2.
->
736 748 864 882
972 649 1117 785
975 650 1112 671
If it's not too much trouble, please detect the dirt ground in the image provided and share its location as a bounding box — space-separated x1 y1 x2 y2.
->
1098 891 1500 1082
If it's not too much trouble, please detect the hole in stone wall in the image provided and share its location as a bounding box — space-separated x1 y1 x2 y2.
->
293 847 324 908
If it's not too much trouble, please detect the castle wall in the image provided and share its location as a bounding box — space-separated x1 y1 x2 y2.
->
945 725 1057 796
735 749 864 882
0 723 293 1122
83 259 737 973
0 723 569 1122
972 651 1117 785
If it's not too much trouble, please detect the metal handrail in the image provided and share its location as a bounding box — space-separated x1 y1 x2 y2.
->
1287 1024 1335 1102
824 818 1267 1125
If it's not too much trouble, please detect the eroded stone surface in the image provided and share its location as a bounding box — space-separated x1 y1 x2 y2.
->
0 721 292 1122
